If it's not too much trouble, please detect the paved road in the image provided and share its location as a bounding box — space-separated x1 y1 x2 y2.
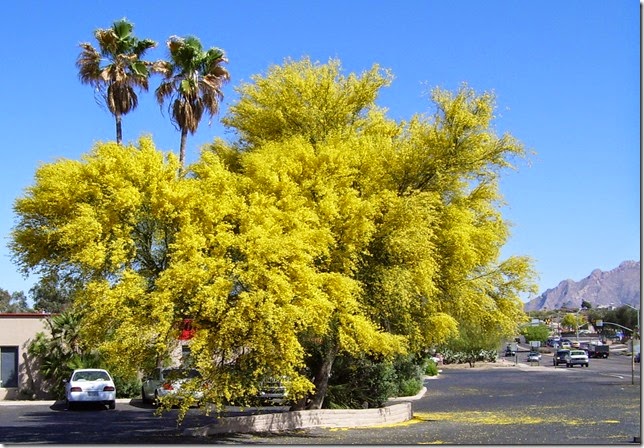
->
0 356 639 444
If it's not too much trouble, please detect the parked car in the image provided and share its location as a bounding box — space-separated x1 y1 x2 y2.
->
553 349 570 366
256 377 288 405
64 368 116 410
565 350 589 368
141 367 202 405
504 345 516 357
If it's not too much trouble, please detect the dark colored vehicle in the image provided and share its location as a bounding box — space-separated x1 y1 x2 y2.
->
635 352 640 363
553 349 570 366
587 343 609 359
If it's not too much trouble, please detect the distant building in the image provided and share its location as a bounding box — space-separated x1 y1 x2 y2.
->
0 313 52 400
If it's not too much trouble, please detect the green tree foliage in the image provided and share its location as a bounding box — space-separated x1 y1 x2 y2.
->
520 324 550 344
0 289 32 313
27 311 102 398
596 306 639 337
29 272 80 313
77 18 157 144
561 313 584 331
439 320 506 367
155 36 230 165
11 58 535 420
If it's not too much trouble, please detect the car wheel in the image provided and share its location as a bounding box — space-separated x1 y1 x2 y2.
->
66 399 75 411
108 400 115 410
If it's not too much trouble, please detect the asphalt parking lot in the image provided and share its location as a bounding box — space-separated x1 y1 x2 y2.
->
0 353 639 444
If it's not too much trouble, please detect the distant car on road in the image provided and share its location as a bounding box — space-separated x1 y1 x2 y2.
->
553 349 570 366
64 368 116 410
587 343 610 359
527 352 541 362
565 350 589 368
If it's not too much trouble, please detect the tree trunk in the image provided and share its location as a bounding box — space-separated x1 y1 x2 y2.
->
306 340 339 410
115 115 122 145
179 130 188 166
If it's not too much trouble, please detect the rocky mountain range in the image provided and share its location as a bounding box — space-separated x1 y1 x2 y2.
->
523 260 641 311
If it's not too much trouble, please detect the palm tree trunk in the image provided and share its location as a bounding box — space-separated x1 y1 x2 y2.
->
115 114 123 144
179 130 188 166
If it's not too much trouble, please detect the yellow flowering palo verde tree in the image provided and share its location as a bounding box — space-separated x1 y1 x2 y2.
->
10 138 191 376
11 57 536 419
215 57 536 407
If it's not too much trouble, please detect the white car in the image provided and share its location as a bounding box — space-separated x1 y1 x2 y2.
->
527 351 541 362
565 350 589 368
64 368 116 410
141 367 202 405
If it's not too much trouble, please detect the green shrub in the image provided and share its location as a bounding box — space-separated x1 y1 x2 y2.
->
424 359 439 376
397 377 422 397
113 375 141 398
324 353 427 408
324 355 398 409
391 354 423 397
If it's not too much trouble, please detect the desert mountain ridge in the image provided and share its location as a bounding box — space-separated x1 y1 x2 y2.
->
523 260 640 311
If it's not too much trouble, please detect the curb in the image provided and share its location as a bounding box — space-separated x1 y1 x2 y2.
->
183 402 414 436
183 383 429 436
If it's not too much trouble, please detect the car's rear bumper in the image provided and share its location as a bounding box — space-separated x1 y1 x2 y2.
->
68 392 116 403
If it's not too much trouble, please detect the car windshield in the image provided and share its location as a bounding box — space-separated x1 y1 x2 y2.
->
72 370 110 381
570 350 585 356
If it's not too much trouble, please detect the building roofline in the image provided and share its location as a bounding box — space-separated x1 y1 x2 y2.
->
0 312 54 318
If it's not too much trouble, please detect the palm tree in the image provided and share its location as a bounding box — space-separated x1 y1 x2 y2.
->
77 18 157 144
28 311 102 398
155 36 230 165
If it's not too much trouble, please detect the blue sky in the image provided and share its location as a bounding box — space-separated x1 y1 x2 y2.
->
1 1 640 303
